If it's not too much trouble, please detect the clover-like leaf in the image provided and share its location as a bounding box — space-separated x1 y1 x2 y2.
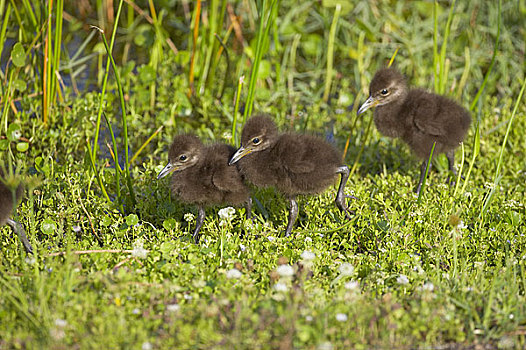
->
11 43 26 67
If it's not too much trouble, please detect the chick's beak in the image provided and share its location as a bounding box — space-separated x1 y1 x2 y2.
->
357 96 379 115
157 162 176 179
229 146 251 165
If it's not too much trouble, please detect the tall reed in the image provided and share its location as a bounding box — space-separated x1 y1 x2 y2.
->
42 0 64 123
322 3 341 103
242 0 278 124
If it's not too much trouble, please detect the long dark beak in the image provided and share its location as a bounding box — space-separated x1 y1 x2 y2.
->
357 96 378 115
157 162 175 179
229 146 251 165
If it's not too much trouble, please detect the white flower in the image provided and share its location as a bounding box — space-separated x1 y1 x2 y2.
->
397 274 409 285
54 318 67 327
50 319 67 340
421 282 434 292
72 225 81 233
218 207 236 221
131 239 148 259
244 221 254 231
344 280 359 290
304 236 312 243
142 342 152 350
305 315 313 322
335 313 348 322
317 342 333 350
338 263 354 276
239 244 246 252
498 336 515 349
457 221 467 230
301 250 315 261
276 264 294 278
226 268 242 279
267 236 275 242
184 213 195 222
166 303 180 312
273 282 288 292
222 131 232 141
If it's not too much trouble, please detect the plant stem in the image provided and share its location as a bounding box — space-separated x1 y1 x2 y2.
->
322 3 341 103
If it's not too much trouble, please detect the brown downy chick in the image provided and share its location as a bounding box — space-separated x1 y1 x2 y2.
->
229 115 352 236
157 135 251 243
0 171 33 254
358 67 472 193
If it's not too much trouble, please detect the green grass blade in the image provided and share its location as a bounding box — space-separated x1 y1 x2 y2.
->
95 23 136 208
214 33 230 100
491 80 526 184
456 47 470 100
130 125 163 165
322 3 341 103
433 1 439 92
243 0 278 124
482 76 526 213
19 0 38 27
416 142 436 205
460 121 480 195
197 0 218 95
50 0 63 104
0 3 12 69
102 112 123 212
438 0 456 94
92 0 124 159
85 138 111 203
232 75 245 147
452 141 465 197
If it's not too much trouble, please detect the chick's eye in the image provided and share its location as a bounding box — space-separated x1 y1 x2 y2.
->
252 137 260 144
381 89 389 95
179 155 187 161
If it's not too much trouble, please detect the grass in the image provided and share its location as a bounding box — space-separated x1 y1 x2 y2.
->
1 1 525 348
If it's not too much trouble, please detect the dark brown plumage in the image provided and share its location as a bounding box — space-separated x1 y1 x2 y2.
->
0 171 33 254
358 67 472 193
157 135 251 242
229 115 352 236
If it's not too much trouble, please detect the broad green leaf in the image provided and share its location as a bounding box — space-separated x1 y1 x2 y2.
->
16 142 29 152
138 65 156 84
257 60 272 79
11 43 26 67
7 123 21 141
302 34 323 57
126 213 139 226
13 79 27 92
41 219 57 235
163 218 178 231
134 33 146 46
101 216 112 227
